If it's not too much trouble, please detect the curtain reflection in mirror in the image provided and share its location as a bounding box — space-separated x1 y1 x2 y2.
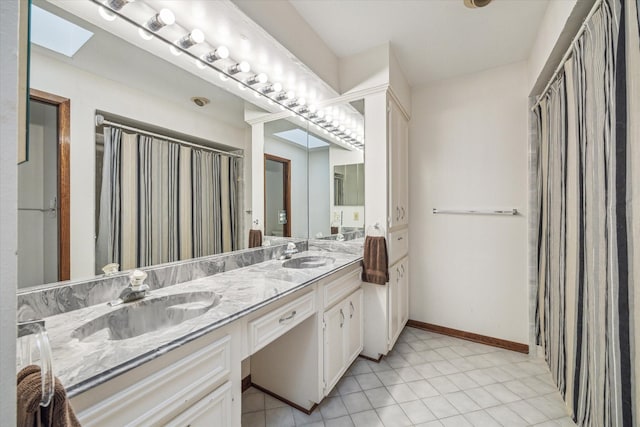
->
96 127 241 273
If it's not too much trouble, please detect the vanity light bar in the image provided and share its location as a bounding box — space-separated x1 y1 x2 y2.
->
90 0 364 151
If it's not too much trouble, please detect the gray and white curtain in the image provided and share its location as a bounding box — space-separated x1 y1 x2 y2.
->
534 0 639 425
96 130 242 271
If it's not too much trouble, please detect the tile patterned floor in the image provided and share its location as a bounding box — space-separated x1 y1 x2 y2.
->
242 326 577 427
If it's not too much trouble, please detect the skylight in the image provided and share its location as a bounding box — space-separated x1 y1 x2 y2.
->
30 5 93 57
273 129 329 150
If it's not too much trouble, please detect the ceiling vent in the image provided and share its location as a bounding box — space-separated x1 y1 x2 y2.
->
464 0 492 8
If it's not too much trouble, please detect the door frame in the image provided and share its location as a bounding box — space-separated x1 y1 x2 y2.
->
264 153 291 238
29 88 71 281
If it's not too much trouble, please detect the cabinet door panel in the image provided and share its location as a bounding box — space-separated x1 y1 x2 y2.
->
346 289 364 364
323 302 346 394
165 382 232 427
399 259 409 327
388 265 401 349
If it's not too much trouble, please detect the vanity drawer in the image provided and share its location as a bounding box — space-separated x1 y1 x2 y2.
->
323 268 362 309
388 228 409 265
77 335 231 426
248 291 316 354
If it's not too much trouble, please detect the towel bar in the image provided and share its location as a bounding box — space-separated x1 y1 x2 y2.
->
432 208 518 215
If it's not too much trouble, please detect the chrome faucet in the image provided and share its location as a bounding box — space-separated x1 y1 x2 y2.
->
108 270 150 306
279 242 299 260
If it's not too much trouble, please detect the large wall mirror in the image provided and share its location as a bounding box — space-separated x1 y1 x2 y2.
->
19 0 365 292
259 99 364 243
20 0 256 289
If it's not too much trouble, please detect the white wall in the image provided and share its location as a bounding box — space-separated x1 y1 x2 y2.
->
263 135 308 238
408 61 529 344
232 0 340 93
308 149 330 237
30 52 248 281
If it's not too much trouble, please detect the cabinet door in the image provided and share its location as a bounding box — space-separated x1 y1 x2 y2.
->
345 289 363 365
165 382 232 427
398 115 409 226
323 302 346 394
387 100 402 229
399 259 409 327
388 98 409 229
388 264 401 349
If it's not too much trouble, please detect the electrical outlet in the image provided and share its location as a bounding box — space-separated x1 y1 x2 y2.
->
333 212 340 222
353 211 359 221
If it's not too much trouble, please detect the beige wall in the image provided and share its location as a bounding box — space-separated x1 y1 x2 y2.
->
408 61 530 343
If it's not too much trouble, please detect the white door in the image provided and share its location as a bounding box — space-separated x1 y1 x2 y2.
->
323 302 346 394
398 115 409 226
346 289 363 364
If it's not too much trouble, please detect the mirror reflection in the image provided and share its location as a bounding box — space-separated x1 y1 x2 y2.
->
333 163 364 206
263 119 309 239
21 0 250 288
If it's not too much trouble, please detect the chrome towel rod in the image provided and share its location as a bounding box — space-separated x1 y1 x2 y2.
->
432 208 518 215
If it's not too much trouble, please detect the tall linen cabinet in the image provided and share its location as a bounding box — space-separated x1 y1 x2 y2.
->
362 90 410 360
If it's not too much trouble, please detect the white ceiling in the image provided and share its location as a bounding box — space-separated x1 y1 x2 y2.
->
289 0 550 86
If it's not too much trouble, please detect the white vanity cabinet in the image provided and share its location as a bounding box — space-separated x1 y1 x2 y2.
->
362 91 411 360
71 325 241 427
323 288 363 395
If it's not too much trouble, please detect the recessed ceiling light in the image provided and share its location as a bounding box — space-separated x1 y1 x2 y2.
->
464 0 492 8
30 5 94 57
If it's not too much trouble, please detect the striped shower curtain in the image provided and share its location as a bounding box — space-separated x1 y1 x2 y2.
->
96 130 242 271
534 0 639 425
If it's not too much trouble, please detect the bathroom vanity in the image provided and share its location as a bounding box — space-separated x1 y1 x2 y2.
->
24 247 363 426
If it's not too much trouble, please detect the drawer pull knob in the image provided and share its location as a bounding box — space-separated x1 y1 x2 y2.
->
340 309 345 328
279 310 297 323
350 301 355 318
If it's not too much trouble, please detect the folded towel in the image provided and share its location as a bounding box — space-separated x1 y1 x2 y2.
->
248 229 262 248
17 365 81 427
361 236 389 285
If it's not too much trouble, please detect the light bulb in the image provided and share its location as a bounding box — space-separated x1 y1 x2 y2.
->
247 73 268 85
147 8 175 31
138 28 153 40
228 61 250 74
309 105 317 113
237 82 246 90
345 129 352 136
339 125 346 132
106 0 132 11
317 110 325 118
178 29 204 49
195 59 206 69
205 46 229 62
286 91 295 100
218 72 229 81
332 120 339 127
262 82 282 94
98 6 116 21
169 45 182 56
298 98 306 106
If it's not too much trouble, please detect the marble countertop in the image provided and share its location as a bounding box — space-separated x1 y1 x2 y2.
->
43 250 361 397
